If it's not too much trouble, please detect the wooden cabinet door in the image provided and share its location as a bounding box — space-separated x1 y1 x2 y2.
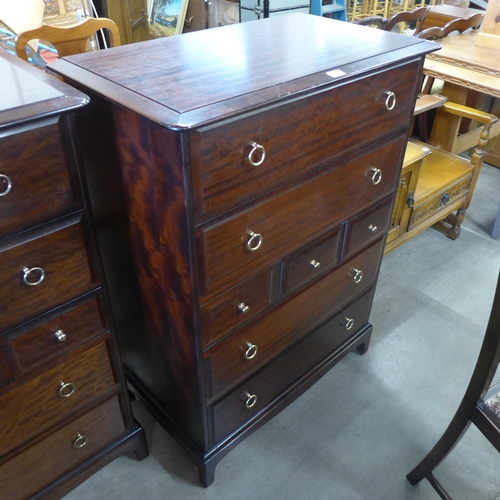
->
103 0 149 44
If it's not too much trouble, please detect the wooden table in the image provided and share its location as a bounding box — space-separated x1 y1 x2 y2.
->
423 30 500 166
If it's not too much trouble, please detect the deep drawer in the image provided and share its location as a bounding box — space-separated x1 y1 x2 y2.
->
0 341 116 458
212 288 374 443
197 134 405 302
0 220 96 331
204 239 384 401
344 197 393 259
201 265 280 349
280 225 344 297
191 61 419 220
0 118 81 238
0 396 125 500
1 297 107 377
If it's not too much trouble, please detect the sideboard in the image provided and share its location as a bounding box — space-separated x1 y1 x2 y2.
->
0 50 148 499
51 14 437 486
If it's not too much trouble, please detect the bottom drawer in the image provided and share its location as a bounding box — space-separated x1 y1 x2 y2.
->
0 396 125 500
211 288 374 443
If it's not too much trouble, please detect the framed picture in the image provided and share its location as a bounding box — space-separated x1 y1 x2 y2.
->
148 0 190 37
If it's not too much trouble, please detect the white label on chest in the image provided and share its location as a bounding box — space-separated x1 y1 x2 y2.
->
326 69 346 79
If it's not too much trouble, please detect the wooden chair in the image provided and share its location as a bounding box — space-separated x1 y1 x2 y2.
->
407 269 500 499
15 17 120 65
353 15 388 28
385 6 429 33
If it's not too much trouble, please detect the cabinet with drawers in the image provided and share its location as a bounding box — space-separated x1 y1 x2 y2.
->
51 14 437 486
0 50 148 499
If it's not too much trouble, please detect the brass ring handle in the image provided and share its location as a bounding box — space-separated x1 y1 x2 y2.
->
0 174 12 196
72 433 89 449
246 230 263 251
309 259 321 269
384 91 396 111
352 269 363 284
344 317 355 331
238 302 250 313
368 224 378 232
248 141 266 167
59 381 76 398
54 330 67 342
370 167 382 185
22 267 45 286
244 342 258 360
244 391 258 409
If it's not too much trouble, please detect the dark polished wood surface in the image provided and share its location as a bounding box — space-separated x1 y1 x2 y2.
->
52 14 438 128
54 15 438 486
0 49 148 500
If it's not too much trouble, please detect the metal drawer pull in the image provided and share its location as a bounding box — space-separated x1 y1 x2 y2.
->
0 174 12 196
22 267 45 286
246 230 263 251
248 141 266 167
73 433 89 449
309 259 321 269
384 90 396 111
367 224 378 232
344 317 355 331
54 330 67 342
244 342 258 360
244 391 258 409
352 268 363 284
59 381 77 398
238 302 250 313
370 167 382 185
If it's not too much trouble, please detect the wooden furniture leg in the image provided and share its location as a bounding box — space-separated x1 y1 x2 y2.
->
407 271 500 499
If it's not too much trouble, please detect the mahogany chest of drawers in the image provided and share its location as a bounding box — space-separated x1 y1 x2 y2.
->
0 51 148 499
51 14 437 486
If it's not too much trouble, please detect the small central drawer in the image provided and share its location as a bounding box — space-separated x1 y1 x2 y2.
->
204 239 384 401
0 118 81 238
1 297 107 377
211 288 374 443
0 340 116 458
191 61 419 221
0 396 125 500
197 134 405 302
0 220 96 332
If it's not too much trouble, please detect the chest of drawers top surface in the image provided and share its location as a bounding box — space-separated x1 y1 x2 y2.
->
0 52 87 129
51 14 437 129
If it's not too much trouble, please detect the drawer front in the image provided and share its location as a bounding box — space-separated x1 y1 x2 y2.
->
201 265 279 349
281 225 343 297
197 133 404 302
191 62 419 220
0 341 116 458
408 175 472 230
344 197 393 259
0 118 80 238
212 288 374 442
0 396 125 500
2 297 107 377
0 221 96 331
205 239 384 401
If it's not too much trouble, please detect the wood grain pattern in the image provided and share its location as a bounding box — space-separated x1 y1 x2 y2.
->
212 289 375 443
0 340 116 458
196 134 406 302
0 396 125 500
205 240 384 401
0 218 96 331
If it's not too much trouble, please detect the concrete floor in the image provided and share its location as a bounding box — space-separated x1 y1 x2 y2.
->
63 162 500 500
